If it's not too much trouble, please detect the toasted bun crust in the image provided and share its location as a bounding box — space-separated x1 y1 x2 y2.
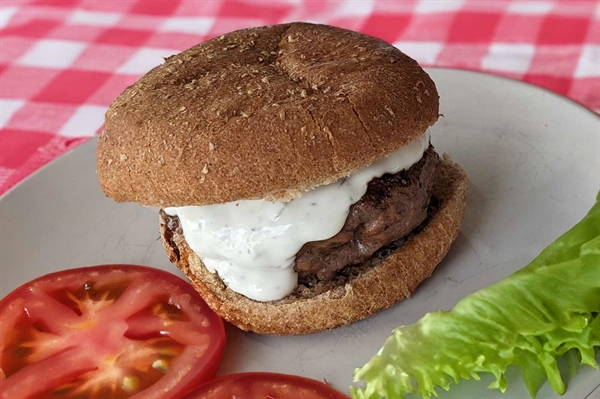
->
97 23 439 207
160 155 468 335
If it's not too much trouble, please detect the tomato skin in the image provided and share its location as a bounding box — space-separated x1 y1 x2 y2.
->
0 265 226 399
183 372 351 399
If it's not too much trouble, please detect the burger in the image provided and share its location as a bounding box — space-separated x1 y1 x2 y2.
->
96 23 468 335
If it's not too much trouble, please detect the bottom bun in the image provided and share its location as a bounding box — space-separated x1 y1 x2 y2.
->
160 154 468 335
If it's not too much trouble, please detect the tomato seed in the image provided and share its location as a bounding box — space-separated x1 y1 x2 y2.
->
152 301 185 321
152 359 169 373
122 375 140 392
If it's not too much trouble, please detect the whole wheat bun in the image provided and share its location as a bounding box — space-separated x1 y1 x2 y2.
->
160 155 468 335
97 22 439 207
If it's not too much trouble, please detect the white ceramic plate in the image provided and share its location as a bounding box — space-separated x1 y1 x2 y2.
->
1 68 599 398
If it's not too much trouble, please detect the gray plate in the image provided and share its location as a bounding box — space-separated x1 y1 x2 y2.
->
1 68 599 398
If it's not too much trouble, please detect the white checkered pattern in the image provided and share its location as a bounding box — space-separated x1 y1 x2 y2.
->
17 39 87 68
574 45 600 77
117 47 179 74
481 44 536 73
68 9 122 26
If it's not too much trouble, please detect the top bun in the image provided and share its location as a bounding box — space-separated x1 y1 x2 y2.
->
97 23 439 207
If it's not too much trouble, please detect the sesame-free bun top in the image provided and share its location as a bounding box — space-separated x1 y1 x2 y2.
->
97 23 439 207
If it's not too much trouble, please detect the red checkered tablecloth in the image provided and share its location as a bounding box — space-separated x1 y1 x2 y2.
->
0 0 598 195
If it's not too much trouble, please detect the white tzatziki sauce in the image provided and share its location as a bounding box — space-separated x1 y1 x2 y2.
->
164 130 431 302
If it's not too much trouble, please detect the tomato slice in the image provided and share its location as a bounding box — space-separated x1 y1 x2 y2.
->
0 265 225 399
183 372 351 399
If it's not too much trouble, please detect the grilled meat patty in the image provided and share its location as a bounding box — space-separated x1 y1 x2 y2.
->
294 145 440 283
161 146 440 286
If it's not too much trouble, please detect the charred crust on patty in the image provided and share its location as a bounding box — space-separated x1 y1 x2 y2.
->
294 146 440 282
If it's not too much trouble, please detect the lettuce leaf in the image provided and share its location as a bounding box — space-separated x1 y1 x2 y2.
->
352 193 600 399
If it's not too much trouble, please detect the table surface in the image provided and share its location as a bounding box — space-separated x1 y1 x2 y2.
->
0 0 598 195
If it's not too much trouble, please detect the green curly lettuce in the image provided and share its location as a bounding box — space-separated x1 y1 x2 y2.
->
352 193 600 399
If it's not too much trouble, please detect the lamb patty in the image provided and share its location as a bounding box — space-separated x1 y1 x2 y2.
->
161 146 440 286
294 145 440 283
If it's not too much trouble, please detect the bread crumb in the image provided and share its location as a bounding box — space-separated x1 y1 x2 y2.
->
202 163 209 174
241 111 251 118
279 109 285 120
209 142 216 151
416 95 422 104
158 156 165 165
178 106 187 113
120 154 127 161
261 76 270 84
384 104 394 116
287 35 297 43
107 159 113 165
